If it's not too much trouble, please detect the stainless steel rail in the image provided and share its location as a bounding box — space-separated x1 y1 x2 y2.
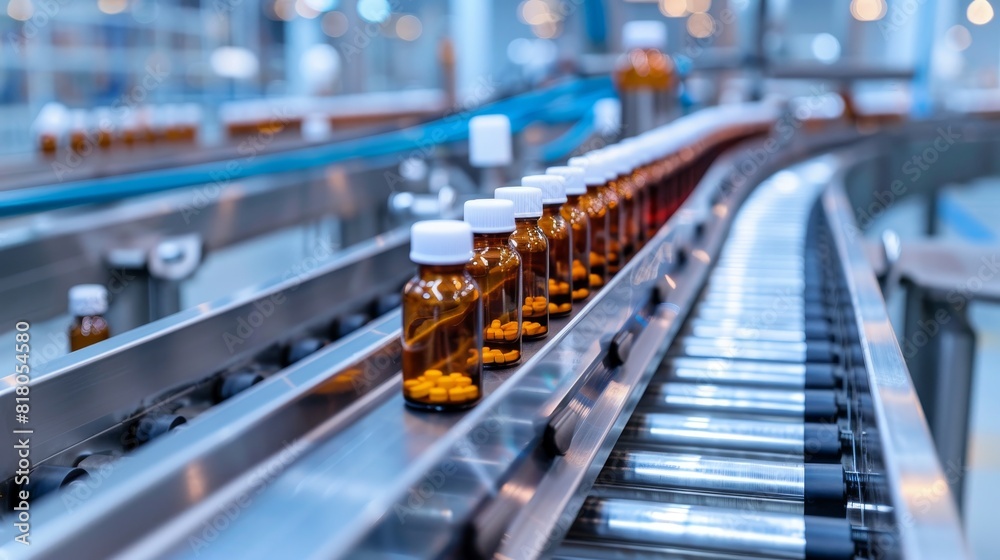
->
823 164 971 558
0 154 417 329
0 227 413 480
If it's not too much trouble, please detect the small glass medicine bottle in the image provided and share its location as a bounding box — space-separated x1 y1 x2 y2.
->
401 220 483 411
464 199 523 368
523 175 573 318
568 156 610 290
591 149 627 273
495 187 550 340
68 284 111 352
548 166 592 303
614 20 677 132
606 146 639 265
621 139 650 251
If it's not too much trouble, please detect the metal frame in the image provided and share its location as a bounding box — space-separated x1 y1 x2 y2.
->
824 170 971 558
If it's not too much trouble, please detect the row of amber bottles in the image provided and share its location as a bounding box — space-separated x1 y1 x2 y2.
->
36 104 201 155
402 178 586 411
402 141 686 412
552 143 681 292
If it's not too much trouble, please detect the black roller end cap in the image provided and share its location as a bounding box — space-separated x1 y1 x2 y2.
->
803 423 843 462
134 414 187 445
285 337 327 365
335 313 370 339
804 319 834 341
804 464 847 517
804 390 840 422
804 364 838 389
216 370 266 401
805 340 838 364
21 465 89 499
804 516 855 560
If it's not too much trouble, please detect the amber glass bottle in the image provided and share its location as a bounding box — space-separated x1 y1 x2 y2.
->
549 166 592 302
495 187 549 339
68 285 111 351
464 199 522 368
605 147 638 265
568 156 609 290
401 220 483 411
614 36 674 91
600 158 624 276
614 20 676 133
523 175 573 318
623 140 651 250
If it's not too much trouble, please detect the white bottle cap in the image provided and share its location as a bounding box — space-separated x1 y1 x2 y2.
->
607 147 632 176
585 151 616 182
469 114 512 167
620 137 648 166
495 186 543 218
546 166 586 195
410 220 474 265
622 20 667 51
522 175 567 205
567 156 606 186
69 284 108 316
464 199 516 233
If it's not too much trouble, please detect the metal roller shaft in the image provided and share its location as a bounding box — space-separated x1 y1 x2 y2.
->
663 357 839 389
700 294 807 311
601 450 804 499
643 382 805 417
692 306 817 324
641 383 841 422
624 412 808 455
683 321 810 343
672 337 836 364
571 498 808 559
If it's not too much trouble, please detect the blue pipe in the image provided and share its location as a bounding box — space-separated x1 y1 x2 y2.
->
0 77 614 217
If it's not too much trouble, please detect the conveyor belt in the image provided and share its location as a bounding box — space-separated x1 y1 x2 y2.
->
555 168 876 559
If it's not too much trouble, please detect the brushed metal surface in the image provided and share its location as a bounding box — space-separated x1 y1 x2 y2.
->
823 160 971 558
571 498 806 559
602 450 805 498
625 412 807 455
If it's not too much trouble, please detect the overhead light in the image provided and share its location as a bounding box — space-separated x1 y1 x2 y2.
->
321 11 349 37
850 0 886 21
811 33 841 64
357 0 390 24
7 0 33 21
395 15 422 41
210 47 259 80
967 0 994 25
686 12 714 38
659 0 687 17
98 0 127 15
686 0 710 13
